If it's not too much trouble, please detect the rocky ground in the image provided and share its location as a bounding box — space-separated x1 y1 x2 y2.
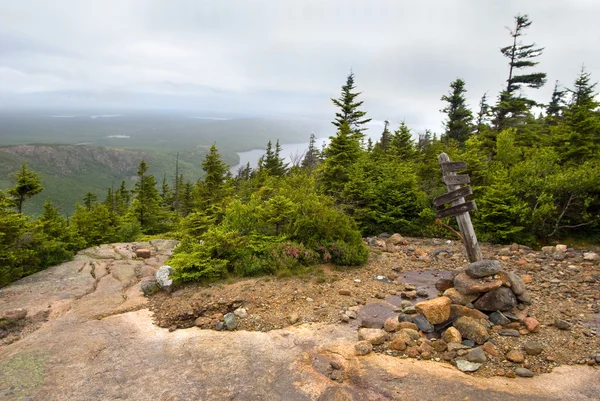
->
149 236 600 379
1 237 599 400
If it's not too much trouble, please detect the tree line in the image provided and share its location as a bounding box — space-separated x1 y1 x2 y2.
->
1 13 598 287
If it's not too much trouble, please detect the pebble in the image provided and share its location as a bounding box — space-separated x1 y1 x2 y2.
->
555 320 571 330
412 315 434 333
289 313 300 325
456 360 481 372
416 289 429 298
355 341 373 356
506 350 524 363
339 290 352 296
233 308 248 319
224 313 237 330
489 311 511 326
515 367 534 377
499 329 521 337
467 347 487 363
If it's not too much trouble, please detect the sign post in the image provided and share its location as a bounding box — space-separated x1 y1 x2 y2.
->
435 153 482 262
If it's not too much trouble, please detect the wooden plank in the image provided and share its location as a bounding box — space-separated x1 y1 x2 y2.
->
436 201 476 218
438 153 482 263
440 161 467 173
433 186 473 207
443 174 470 185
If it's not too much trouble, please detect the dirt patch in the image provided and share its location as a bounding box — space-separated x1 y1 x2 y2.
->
149 237 600 377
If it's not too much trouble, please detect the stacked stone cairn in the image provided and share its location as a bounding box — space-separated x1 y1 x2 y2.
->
356 260 539 377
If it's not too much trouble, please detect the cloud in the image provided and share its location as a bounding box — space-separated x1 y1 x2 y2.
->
1 0 599 132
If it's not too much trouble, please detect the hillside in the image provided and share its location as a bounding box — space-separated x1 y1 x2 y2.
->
0 145 206 215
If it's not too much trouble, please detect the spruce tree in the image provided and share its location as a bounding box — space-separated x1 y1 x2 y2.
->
301 134 321 171
547 80 567 119
374 120 392 153
321 122 362 197
131 160 164 233
475 92 491 134
82 192 98 211
259 140 288 177
8 163 43 213
390 122 417 161
494 14 547 130
202 144 229 193
441 78 474 144
331 71 371 139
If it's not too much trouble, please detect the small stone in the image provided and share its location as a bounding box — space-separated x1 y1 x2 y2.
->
403 306 416 314
417 342 434 354
523 317 540 332
289 313 300 325
398 322 418 331
401 291 417 299
389 338 407 351
346 310 358 319
448 342 470 352
453 316 489 345
555 244 567 253
412 315 434 333
552 253 566 261
506 350 524 363
443 288 478 306
432 340 448 352
450 304 488 321
357 328 389 345
462 339 475 348
397 313 411 323
355 341 373 356
467 347 487 363
442 327 463 344
339 289 352 296
465 260 502 278
555 320 570 330
435 278 454 292
233 307 248 319
214 322 225 331
415 296 452 324
515 368 534 378
224 313 237 330
407 346 420 358
481 341 500 357
135 248 151 258
489 311 511 326
194 316 211 328
416 289 429 298
384 317 401 332
583 252 600 261
360 316 385 329
454 273 502 295
340 314 350 323
499 329 520 337
387 233 408 246
140 277 159 296
541 246 554 254
306 297 314 302
456 360 481 372
506 272 526 296
473 287 517 312
523 341 544 356
505 370 516 378
517 292 532 305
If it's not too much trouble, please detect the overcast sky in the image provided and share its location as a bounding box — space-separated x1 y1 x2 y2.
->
1 0 599 132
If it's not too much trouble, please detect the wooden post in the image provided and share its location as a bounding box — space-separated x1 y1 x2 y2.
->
437 153 482 262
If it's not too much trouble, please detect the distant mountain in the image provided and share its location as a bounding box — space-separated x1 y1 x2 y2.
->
0 145 205 215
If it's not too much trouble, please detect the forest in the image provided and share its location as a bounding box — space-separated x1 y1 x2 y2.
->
1 14 599 287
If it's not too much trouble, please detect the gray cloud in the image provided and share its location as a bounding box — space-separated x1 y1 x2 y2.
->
1 0 599 132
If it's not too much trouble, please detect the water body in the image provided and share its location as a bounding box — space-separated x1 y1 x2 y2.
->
230 138 329 173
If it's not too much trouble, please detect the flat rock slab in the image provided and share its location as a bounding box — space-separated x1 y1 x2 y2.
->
1 240 600 400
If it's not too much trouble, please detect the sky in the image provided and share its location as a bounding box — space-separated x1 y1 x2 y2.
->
1 0 599 133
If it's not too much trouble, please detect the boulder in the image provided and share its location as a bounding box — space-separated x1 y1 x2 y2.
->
415 296 451 324
135 248 152 258
443 288 478 306
155 265 174 290
473 287 517 312
140 277 160 296
357 328 389 345
465 260 501 278
506 272 526 296
453 272 502 295
449 304 488 321
442 327 463 344
224 313 237 330
453 316 489 345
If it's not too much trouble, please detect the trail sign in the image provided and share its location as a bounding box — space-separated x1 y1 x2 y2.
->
435 153 482 262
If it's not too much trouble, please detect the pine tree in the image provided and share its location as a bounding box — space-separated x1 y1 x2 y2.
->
374 120 392 153
331 71 371 139
130 160 164 233
82 192 98 211
494 14 547 130
390 122 417 161
259 140 288 177
441 79 474 144
8 164 43 213
475 92 491 134
321 122 362 197
301 134 321 171
547 80 566 119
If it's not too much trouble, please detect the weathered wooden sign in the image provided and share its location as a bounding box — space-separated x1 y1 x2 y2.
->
435 153 482 262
